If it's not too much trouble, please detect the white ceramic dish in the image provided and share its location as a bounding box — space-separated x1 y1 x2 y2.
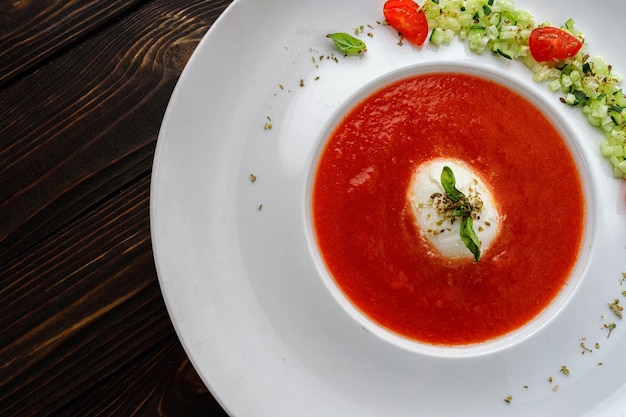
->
150 0 626 415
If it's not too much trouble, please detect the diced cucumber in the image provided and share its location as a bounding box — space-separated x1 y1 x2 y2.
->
430 27 456 46
548 78 562 92
420 0 626 177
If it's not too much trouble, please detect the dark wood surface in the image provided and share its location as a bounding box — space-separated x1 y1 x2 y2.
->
0 0 232 415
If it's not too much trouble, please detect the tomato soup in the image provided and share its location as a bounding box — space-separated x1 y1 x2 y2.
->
312 73 585 346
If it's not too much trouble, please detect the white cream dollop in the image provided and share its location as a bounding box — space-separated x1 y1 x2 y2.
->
407 158 500 261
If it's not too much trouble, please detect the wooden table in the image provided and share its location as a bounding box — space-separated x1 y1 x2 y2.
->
0 1 232 415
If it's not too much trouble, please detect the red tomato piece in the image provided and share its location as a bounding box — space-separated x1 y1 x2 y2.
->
528 26 583 63
383 0 429 46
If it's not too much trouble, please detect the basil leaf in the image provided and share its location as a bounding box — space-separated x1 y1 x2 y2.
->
440 166 482 263
440 166 464 202
326 32 367 55
460 216 481 263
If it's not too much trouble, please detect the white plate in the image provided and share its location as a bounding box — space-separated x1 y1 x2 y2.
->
150 0 626 415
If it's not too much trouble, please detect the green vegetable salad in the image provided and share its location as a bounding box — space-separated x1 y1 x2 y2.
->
423 0 626 178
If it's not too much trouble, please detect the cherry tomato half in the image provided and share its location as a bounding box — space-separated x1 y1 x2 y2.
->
528 26 583 63
383 0 429 47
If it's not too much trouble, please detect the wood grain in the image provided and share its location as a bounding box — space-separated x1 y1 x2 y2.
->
0 0 146 86
0 0 233 415
0 0 229 264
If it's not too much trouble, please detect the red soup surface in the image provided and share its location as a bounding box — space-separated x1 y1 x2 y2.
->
312 73 585 346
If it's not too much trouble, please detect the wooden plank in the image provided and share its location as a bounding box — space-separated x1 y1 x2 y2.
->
65 339 230 417
0 176 226 416
0 0 146 86
0 176 162 415
0 0 233 415
0 0 230 265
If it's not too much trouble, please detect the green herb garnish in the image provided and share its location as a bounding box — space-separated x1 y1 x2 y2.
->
604 322 617 338
440 166 482 262
326 32 367 55
441 166 464 202
460 216 481 262
609 298 623 318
